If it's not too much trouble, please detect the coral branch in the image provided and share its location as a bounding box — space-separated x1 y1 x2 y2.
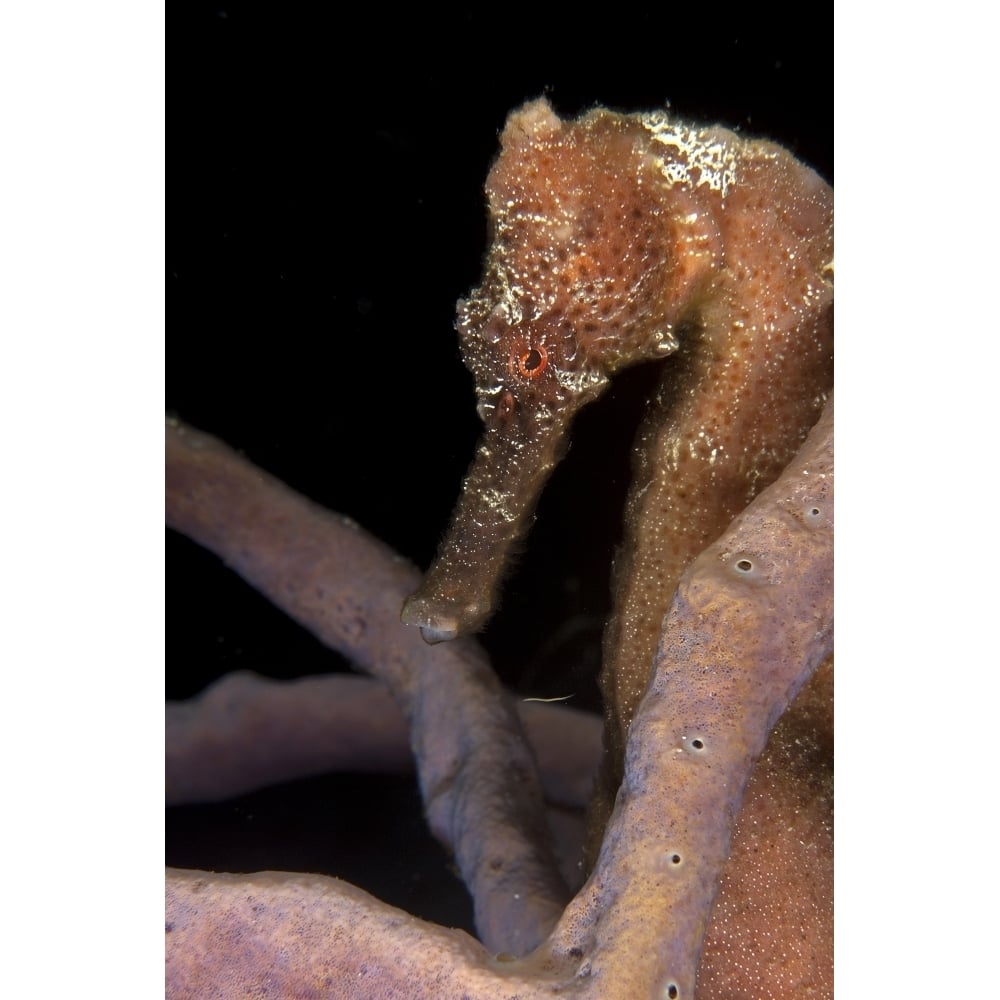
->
166 418 569 953
166 672 413 805
166 395 832 998
166 663 831 996
166 670 602 811
166 868 568 1000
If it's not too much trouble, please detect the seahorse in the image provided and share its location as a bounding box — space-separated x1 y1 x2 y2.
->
400 97 833 837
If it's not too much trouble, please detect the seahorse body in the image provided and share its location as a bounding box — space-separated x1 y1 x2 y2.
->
400 99 833 810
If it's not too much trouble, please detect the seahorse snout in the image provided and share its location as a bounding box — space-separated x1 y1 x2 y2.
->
400 592 484 644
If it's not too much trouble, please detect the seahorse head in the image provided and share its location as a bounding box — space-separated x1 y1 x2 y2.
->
401 99 725 642
457 99 724 433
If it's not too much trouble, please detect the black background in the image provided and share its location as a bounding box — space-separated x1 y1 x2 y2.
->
168 3 831 932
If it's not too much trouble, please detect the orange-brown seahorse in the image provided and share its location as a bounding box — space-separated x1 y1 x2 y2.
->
400 97 833 841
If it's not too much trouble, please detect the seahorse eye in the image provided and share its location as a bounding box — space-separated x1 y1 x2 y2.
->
515 344 548 378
